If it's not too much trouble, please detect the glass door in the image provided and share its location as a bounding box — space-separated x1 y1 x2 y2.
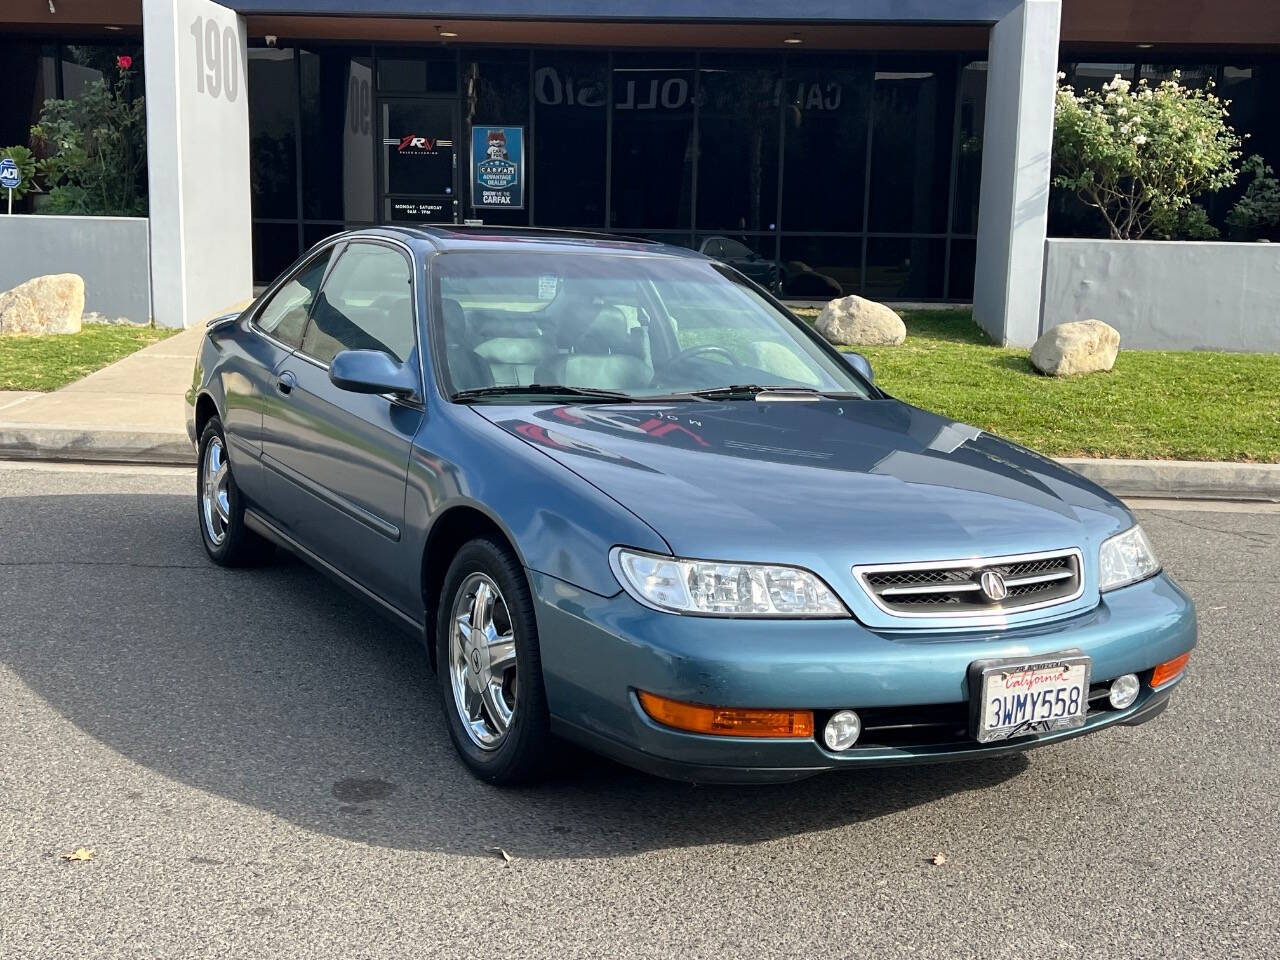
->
378 97 459 223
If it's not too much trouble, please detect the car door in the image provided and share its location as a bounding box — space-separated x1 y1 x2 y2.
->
236 246 336 504
261 239 425 613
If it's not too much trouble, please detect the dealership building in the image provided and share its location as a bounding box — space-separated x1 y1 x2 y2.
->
3 0 1279 346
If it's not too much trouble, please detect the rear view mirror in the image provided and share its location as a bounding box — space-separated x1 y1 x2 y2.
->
843 352 874 384
329 349 419 399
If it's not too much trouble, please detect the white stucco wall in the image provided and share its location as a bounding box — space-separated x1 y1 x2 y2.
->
1042 238 1280 353
143 0 252 328
972 0 1061 346
0 216 151 322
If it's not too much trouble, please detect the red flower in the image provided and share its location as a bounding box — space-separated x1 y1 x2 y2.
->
116 55 133 70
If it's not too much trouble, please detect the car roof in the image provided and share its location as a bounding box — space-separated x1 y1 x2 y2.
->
338 224 708 260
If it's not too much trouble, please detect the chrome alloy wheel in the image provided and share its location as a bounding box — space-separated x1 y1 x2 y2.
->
449 573 519 749
201 435 231 546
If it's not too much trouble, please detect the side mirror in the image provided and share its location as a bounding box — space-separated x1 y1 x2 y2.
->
843 352 874 384
329 349 419 399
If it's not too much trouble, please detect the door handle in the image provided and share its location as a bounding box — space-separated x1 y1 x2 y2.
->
276 371 296 396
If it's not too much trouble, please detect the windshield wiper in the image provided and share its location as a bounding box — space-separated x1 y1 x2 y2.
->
451 384 637 403
679 384 826 400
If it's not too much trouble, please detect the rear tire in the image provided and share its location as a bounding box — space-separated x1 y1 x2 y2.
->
436 536 551 785
196 416 272 567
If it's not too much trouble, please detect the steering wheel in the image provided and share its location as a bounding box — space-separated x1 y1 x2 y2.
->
671 344 737 365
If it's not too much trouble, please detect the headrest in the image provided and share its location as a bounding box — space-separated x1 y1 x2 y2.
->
581 307 631 353
441 297 468 342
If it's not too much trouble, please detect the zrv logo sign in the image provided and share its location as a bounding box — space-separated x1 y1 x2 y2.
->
392 135 453 154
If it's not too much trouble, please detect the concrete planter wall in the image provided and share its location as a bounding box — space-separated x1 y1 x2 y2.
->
0 215 151 324
1042 238 1280 353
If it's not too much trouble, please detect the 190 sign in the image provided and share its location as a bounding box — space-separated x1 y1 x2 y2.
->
189 16 239 102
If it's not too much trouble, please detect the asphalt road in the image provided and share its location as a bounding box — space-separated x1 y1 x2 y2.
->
1 461 1277 960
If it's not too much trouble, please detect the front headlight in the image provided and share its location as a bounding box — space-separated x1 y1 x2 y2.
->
610 547 849 617
1098 524 1161 592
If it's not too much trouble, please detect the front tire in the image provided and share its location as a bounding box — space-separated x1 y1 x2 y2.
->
196 416 271 567
436 537 551 785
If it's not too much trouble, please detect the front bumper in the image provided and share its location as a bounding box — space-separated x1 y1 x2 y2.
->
532 571 1196 784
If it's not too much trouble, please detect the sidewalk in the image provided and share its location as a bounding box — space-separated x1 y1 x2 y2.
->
1 329 1278 500
0 325 202 465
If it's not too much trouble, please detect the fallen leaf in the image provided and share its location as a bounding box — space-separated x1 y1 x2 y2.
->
487 846 512 863
929 852 948 866
61 848 94 863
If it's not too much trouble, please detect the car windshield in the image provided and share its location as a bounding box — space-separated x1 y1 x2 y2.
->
433 251 870 401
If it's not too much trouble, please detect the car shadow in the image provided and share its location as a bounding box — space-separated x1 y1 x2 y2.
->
0 491 1028 861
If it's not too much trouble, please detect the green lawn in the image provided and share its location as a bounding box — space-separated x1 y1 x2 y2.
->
794 308 1280 463
0 323 177 392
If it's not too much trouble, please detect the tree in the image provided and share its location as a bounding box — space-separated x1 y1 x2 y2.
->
30 56 147 216
1052 72 1241 240
1226 154 1280 239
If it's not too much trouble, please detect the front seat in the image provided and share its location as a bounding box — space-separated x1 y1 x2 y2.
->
440 297 488 391
537 308 652 391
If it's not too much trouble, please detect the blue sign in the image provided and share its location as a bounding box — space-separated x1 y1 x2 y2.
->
0 158 21 191
470 126 524 210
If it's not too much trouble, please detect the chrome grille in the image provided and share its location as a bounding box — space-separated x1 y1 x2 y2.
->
855 549 1084 618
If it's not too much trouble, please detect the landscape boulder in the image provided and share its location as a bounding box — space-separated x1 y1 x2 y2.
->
1030 319 1120 377
0 273 85 336
815 295 906 346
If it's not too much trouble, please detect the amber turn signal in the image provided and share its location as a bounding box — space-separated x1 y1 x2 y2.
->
637 691 814 738
1150 651 1192 688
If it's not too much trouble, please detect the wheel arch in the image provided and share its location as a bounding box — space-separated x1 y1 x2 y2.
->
194 392 220 443
420 501 525 671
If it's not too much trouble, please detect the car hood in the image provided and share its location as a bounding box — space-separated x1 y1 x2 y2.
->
474 399 1132 567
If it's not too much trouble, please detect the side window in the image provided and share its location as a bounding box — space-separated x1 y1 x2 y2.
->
301 243 415 365
253 250 333 347
702 238 723 259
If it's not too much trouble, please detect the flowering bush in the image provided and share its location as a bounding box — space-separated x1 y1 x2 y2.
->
1052 72 1241 240
30 57 146 216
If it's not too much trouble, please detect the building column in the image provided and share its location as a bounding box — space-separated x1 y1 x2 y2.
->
143 0 253 328
972 0 1061 346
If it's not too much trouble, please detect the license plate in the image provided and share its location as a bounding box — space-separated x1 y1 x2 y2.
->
970 653 1092 743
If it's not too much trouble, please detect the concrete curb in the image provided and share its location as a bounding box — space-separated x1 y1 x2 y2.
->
2 428 1278 501
0 426 194 466
1058 457 1280 502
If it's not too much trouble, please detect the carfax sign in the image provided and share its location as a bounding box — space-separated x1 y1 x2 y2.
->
470 125 524 209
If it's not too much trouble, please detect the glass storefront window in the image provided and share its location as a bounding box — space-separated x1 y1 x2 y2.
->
610 53 695 229
463 52 530 226
864 237 946 301
248 48 299 219
781 54 873 232
951 60 986 236
1068 63 1135 91
381 99 456 197
779 236 862 299
534 52 608 227
1140 63 1214 89
301 48 375 223
867 55 956 234
0 41 58 150
377 52 456 93
251 222 301 282
696 54 781 233
947 239 976 300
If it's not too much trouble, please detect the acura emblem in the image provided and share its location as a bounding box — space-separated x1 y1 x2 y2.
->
979 570 1009 602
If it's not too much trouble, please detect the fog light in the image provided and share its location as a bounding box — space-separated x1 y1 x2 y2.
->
823 710 862 751
1109 673 1140 709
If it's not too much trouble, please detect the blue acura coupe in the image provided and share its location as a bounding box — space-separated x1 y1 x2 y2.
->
186 226 1196 785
